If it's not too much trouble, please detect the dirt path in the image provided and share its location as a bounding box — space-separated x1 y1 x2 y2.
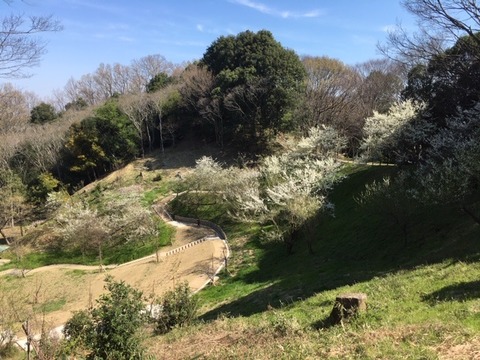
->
1 216 229 342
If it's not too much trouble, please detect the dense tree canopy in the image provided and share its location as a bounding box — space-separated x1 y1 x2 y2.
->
146 72 173 93
201 30 306 147
30 102 57 124
403 33 480 121
63 100 139 183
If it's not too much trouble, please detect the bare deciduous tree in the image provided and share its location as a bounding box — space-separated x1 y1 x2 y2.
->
180 64 224 147
60 54 179 106
130 54 175 93
0 83 31 133
119 94 152 157
355 59 404 114
300 56 361 132
147 85 180 157
379 0 480 66
0 11 62 78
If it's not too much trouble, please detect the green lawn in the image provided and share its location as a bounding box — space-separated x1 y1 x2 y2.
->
147 164 480 358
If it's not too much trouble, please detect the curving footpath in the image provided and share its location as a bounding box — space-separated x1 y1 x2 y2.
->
3 193 230 351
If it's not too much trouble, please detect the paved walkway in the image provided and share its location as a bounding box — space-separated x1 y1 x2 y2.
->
3 195 230 351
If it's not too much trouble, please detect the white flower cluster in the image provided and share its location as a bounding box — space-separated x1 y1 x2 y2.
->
361 100 426 163
177 127 345 244
53 187 158 250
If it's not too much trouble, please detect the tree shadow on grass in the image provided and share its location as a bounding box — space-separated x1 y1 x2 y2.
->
199 167 480 322
200 266 380 321
422 280 480 305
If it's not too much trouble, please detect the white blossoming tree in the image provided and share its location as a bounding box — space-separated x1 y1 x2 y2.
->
52 186 158 264
360 100 430 164
257 154 340 253
179 127 345 253
359 101 480 240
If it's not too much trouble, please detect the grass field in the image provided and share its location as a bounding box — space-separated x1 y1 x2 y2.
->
1 157 479 359
145 164 480 359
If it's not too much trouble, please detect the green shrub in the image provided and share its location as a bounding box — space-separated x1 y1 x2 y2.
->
64 276 147 359
156 282 199 334
63 310 93 352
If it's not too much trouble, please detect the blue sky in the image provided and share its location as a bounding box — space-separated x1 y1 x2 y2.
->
5 0 416 98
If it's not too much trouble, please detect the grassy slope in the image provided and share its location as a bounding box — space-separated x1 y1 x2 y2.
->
0 161 175 270
146 164 480 359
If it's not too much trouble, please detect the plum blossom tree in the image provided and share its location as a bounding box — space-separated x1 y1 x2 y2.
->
179 127 345 253
231 148 341 253
360 100 429 164
53 187 158 263
360 101 480 233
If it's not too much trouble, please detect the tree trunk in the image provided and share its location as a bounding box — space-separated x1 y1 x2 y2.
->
158 113 164 157
146 120 153 153
0 219 8 241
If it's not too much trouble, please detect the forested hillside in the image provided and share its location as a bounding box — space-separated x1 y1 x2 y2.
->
1 0 480 358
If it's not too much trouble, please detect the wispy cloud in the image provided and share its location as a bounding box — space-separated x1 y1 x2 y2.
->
118 36 135 43
196 23 223 35
92 33 135 43
66 0 126 14
231 0 322 19
381 24 397 33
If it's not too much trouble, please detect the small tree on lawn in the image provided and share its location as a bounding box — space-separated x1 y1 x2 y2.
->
179 127 345 253
355 173 421 246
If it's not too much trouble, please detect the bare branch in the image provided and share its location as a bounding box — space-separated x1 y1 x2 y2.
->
379 0 480 66
0 13 62 78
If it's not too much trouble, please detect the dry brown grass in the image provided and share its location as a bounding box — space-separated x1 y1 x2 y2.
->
142 317 480 359
437 335 480 360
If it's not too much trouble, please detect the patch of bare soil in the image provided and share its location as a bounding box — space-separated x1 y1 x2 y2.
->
1 137 230 339
78 137 224 195
2 227 22 238
1 223 227 338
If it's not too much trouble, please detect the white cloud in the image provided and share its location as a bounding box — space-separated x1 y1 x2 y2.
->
304 10 322 18
196 23 222 35
382 24 397 33
233 0 272 15
66 0 125 14
231 0 322 19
